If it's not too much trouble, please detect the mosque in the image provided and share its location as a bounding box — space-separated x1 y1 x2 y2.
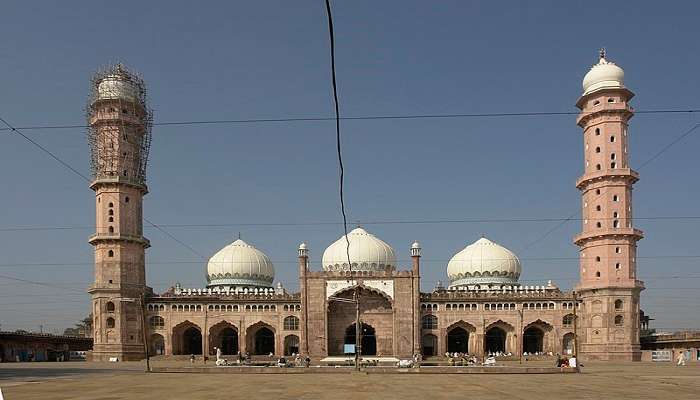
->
88 51 644 362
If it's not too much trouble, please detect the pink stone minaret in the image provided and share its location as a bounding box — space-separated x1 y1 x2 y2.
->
574 50 644 361
87 65 152 361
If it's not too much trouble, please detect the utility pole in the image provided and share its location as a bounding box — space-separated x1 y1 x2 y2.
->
518 309 523 364
572 291 579 366
138 295 150 372
355 287 361 371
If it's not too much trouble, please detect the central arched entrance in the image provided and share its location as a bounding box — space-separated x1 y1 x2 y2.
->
523 326 544 354
484 327 506 354
327 287 393 356
345 323 377 356
447 327 469 353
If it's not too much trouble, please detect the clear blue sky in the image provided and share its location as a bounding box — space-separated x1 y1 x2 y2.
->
0 1 698 333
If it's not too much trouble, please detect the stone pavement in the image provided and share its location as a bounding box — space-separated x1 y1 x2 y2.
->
0 361 698 399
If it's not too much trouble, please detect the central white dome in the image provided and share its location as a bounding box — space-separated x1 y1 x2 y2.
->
447 237 521 287
206 239 274 288
322 227 396 272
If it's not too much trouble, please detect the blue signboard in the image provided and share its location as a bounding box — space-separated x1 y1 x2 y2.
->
344 344 355 354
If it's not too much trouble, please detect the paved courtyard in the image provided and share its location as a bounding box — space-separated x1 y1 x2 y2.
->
0 361 698 399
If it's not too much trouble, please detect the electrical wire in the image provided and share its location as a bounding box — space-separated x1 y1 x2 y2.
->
323 0 352 271
0 115 207 261
0 215 698 232
0 109 698 133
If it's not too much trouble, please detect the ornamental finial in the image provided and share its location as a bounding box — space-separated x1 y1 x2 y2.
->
599 47 606 60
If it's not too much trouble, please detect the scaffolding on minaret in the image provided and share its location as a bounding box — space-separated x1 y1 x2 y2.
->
87 63 153 185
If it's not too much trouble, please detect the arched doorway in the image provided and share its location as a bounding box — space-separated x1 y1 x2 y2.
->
208 321 239 355
447 327 469 353
284 335 300 356
422 334 438 356
345 323 377 356
562 333 574 355
183 327 202 355
523 326 544 354
150 334 165 356
219 328 238 355
327 287 393 356
254 327 275 355
484 327 506 353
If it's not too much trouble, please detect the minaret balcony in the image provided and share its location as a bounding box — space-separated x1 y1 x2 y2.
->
90 177 148 193
576 101 634 125
88 233 151 248
574 227 644 246
576 168 639 189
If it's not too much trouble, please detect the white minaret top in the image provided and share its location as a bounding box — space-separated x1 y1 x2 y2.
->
582 49 625 95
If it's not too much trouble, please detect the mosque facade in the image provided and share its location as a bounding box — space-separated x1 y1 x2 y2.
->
88 52 644 362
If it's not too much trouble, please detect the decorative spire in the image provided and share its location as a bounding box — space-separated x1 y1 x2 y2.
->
599 47 606 60
237 232 241 240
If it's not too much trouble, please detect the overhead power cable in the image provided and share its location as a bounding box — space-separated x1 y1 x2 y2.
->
1 215 699 232
0 109 698 132
0 116 207 260
519 122 700 254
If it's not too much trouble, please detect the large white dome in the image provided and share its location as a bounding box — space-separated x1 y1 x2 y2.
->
447 237 521 287
582 50 625 96
322 227 397 272
206 239 274 288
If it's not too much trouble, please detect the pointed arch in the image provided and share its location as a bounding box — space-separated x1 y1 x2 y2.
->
246 321 276 355
484 320 513 354
208 320 238 355
172 320 202 355
446 321 476 354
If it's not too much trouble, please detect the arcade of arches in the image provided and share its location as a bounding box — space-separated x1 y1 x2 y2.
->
421 320 559 356
165 320 294 357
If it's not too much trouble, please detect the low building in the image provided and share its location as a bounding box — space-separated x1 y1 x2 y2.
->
0 331 93 362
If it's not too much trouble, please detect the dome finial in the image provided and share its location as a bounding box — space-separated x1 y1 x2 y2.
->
599 47 606 61
238 232 241 240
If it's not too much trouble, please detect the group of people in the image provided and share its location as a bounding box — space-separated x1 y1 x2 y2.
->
276 353 311 368
555 354 577 368
445 352 481 366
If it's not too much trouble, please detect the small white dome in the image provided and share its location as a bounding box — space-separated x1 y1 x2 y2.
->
97 74 138 101
206 239 274 288
298 242 308 250
582 50 625 95
411 241 421 249
322 227 396 271
447 237 521 287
